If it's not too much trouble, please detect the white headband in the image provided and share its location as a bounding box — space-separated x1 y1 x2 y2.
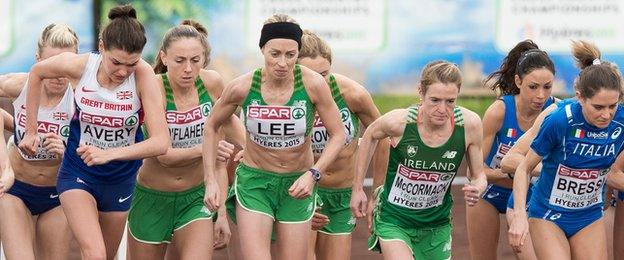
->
593 58 601 65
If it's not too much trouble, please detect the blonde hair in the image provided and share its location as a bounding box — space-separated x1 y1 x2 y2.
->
420 60 462 94
298 30 332 64
37 23 79 55
263 14 298 25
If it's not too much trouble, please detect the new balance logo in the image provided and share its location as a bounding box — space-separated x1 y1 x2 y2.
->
442 151 457 159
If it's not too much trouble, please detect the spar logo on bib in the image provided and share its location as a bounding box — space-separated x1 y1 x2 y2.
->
125 116 138 126
167 107 204 124
60 125 70 138
549 164 607 209
202 103 211 117
81 112 124 127
16 114 60 134
340 108 350 122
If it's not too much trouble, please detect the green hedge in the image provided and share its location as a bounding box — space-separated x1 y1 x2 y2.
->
372 95 495 117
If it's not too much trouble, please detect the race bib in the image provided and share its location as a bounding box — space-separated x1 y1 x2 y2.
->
79 111 139 149
311 107 356 154
549 164 607 209
246 105 308 149
388 164 454 210
166 103 210 148
489 143 511 169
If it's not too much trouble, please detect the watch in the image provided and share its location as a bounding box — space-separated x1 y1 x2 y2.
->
309 168 322 182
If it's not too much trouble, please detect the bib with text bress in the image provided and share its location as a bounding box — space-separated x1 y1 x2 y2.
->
242 65 315 150
549 164 607 209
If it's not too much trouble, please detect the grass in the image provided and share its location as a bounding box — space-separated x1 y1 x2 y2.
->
372 95 495 117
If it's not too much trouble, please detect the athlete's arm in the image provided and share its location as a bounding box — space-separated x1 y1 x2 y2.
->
343 76 390 191
500 104 557 176
203 75 249 211
288 69 346 199
1 108 13 132
508 148 542 251
20 52 86 155
608 149 624 190
350 109 407 218
78 60 169 166
303 68 346 174
462 108 488 205
0 115 15 196
481 100 508 180
0 73 28 99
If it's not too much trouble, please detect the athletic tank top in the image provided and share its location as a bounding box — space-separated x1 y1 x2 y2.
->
61 52 144 183
241 65 315 149
377 106 465 228
485 95 555 169
162 74 212 148
311 74 359 154
530 101 624 212
12 81 74 161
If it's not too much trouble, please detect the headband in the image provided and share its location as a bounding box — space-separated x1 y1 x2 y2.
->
259 22 303 50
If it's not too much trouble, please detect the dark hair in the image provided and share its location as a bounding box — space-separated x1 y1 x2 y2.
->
99 4 146 53
153 19 211 74
485 40 555 96
572 40 623 100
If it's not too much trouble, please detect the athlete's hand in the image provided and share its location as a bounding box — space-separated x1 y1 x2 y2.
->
366 197 375 233
217 140 234 162
289 172 315 199
204 180 220 212
213 212 231 249
508 211 529 253
462 183 481 207
311 209 329 230
76 144 113 166
350 188 368 218
18 132 39 156
42 133 65 157
0 167 15 198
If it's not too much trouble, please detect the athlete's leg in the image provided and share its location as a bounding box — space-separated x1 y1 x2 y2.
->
315 233 351 260
236 204 274 260
466 197 500 260
379 240 414 260
603 207 615 259
35 206 72 260
307 230 317 260
127 232 167 260
505 208 537 260
275 221 312 260
528 218 570 259
569 218 607 260
613 200 624 260
170 219 214 259
60 190 106 260
98 211 129 260
0 194 36 260
227 217 243 260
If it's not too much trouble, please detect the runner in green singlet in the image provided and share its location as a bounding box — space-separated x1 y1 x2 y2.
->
203 14 346 260
296 30 389 260
127 20 244 259
350 61 488 260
